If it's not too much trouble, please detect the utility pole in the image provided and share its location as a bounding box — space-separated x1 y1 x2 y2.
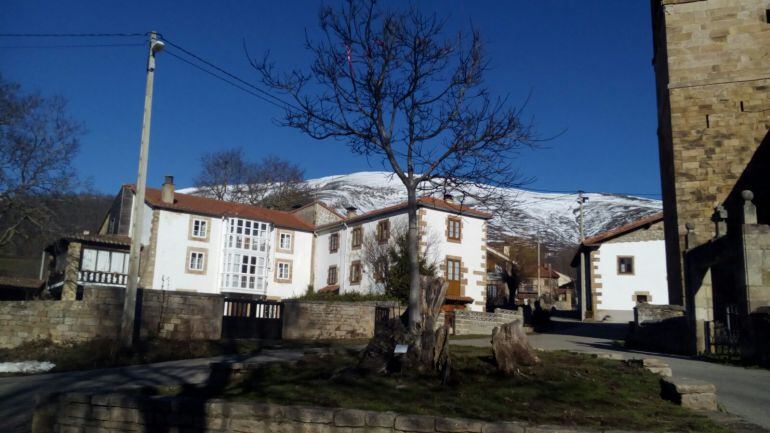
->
577 191 588 321
536 233 541 298
121 31 164 347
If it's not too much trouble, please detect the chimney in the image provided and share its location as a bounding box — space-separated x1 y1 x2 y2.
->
162 175 175 204
345 206 358 217
443 193 454 203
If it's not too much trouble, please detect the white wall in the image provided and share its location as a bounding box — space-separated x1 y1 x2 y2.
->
313 207 488 311
595 239 668 311
266 229 313 299
420 208 487 311
151 210 224 294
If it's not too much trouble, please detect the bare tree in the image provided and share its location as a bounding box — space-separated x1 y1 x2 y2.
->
241 155 315 210
194 147 251 201
0 76 85 246
253 0 536 329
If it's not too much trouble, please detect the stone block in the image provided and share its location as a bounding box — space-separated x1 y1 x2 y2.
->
680 392 718 411
284 405 334 423
64 403 91 418
366 411 397 428
334 409 367 427
394 414 435 432
525 426 595 433
480 422 525 433
435 417 484 432
646 366 673 377
661 377 718 411
661 376 716 394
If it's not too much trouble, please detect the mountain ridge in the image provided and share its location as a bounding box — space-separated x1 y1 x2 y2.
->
180 171 662 250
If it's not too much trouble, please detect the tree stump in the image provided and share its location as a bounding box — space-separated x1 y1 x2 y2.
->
358 276 451 380
491 320 540 375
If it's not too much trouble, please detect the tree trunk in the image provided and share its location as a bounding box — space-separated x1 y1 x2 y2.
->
407 188 421 330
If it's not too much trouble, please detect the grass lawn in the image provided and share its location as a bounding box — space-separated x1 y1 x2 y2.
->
214 345 725 433
0 338 373 375
0 338 265 374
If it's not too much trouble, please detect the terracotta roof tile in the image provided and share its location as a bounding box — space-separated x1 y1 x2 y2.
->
129 186 314 232
63 233 131 247
582 212 663 246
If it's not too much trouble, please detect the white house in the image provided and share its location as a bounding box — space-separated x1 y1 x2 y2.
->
313 197 492 311
50 176 492 311
572 212 668 323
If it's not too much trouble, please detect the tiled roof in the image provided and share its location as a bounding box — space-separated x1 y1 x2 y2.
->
63 233 131 247
317 196 492 230
318 285 340 293
582 212 664 246
571 212 664 267
129 186 315 232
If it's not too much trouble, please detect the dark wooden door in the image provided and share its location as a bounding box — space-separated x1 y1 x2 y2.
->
446 258 461 297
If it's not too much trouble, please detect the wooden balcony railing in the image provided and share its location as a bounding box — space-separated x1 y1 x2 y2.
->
78 270 127 286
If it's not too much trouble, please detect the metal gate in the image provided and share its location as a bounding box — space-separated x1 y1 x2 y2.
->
706 305 742 359
222 298 283 339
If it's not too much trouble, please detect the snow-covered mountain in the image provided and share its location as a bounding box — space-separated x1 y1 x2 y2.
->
181 171 662 250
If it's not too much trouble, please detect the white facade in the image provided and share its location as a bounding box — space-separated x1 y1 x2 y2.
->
575 216 668 323
313 206 489 311
103 186 490 307
594 240 668 312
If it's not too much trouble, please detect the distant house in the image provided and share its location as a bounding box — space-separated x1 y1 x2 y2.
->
46 177 493 311
485 244 514 310
572 212 667 323
516 264 559 304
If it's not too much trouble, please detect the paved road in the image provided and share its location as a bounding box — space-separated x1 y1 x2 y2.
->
0 349 303 433
452 318 770 430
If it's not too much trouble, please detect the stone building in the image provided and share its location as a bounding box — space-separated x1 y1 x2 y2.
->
651 0 770 355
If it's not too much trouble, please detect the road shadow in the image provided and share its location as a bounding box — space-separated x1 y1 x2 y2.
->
538 318 629 341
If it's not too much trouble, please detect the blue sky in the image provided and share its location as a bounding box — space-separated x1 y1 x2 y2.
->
1 1 660 197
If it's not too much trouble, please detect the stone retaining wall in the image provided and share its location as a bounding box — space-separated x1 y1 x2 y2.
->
453 308 522 336
634 304 685 325
32 392 653 433
282 300 401 340
0 286 223 349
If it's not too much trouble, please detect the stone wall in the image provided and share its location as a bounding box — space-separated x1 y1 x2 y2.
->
33 392 649 433
282 300 400 340
634 303 685 325
453 308 522 336
0 286 223 349
652 0 770 306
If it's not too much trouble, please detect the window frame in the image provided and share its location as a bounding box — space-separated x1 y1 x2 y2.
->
617 256 635 275
277 229 294 254
349 260 362 284
186 247 208 275
351 227 363 249
327 265 338 285
446 216 462 242
188 216 211 242
274 259 293 283
329 232 340 253
376 219 390 244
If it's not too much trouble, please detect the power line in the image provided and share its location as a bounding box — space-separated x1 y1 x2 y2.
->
0 32 146 38
161 37 301 112
164 49 293 111
0 43 145 49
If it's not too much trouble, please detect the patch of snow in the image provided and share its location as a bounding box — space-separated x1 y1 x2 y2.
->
0 361 55 374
